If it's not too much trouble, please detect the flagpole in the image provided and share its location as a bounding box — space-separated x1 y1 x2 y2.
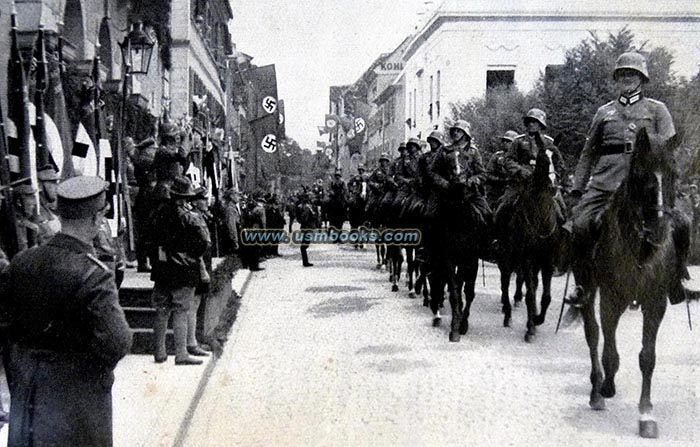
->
0 100 20 257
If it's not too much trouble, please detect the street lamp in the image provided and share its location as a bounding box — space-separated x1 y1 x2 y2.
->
119 22 155 75
116 22 155 251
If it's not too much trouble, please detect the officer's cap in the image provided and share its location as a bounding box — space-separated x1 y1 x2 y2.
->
56 176 108 219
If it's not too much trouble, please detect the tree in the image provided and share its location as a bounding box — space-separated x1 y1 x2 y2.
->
532 27 678 171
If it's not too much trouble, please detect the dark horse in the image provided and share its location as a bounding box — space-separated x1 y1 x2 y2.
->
578 128 682 438
498 141 563 341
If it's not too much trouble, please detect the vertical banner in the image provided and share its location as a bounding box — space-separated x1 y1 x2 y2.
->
245 64 279 190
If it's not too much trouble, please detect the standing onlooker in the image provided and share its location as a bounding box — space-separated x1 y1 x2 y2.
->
296 192 317 267
188 185 212 357
0 176 132 446
150 176 210 365
240 192 267 271
220 188 242 255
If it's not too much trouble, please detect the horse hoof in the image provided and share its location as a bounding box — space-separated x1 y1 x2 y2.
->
524 332 536 343
639 419 659 439
600 381 616 398
589 396 606 411
391 284 399 292
408 291 416 299
375 264 382 270
533 314 545 326
423 299 429 308
513 300 521 308
503 316 511 328
449 331 461 343
458 320 469 335
432 316 442 327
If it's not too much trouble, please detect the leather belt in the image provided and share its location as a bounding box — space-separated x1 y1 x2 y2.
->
599 142 633 156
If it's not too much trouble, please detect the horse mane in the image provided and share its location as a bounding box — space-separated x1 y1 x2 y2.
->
599 128 680 279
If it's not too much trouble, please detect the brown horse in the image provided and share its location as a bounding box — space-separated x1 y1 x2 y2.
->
497 141 563 341
578 128 682 438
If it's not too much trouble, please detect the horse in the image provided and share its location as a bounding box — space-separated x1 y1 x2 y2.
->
577 128 682 438
429 182 486 342
497 141 563 341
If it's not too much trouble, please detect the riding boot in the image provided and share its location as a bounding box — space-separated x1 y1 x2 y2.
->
669 209 692 304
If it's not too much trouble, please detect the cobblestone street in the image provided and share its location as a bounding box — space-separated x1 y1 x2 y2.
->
183 242 700 447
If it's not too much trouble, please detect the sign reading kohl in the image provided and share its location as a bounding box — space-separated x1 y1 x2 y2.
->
374 62 404 74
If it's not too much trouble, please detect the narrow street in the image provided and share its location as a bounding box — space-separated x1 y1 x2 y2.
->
183 242 700 447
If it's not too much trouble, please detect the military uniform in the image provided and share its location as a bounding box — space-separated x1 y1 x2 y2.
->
296 194 318 266
327 173 348 230
0 176 132 447
347 167 368 231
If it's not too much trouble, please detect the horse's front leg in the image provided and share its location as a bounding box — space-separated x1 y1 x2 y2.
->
406 247 416 298
534 261 553 326
523 262 539 342
499 261 513 327
638 294 667 439
599 291 626 399
458 256 479 336
578 279 604 410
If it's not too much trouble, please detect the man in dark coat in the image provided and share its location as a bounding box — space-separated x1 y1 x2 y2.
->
0 176 132 447
296 192 317 266
240 192 267 271
327 168 348 231
347 164 369 248
150 176 211 365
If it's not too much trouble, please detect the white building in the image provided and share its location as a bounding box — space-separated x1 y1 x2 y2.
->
401 0 700 139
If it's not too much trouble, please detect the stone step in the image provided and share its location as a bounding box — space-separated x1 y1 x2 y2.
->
124 306 172 330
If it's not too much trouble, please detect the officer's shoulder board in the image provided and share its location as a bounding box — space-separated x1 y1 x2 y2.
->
86 253 110 271
543 134 554 142
644 97 666 107
514 133 528 140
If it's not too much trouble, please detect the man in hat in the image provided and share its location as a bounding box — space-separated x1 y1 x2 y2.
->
130 133 159 272
0 175 132 446
565 51 690 308
327 168 347 232
367 152 395 227
311 178 326 230
150 175 210 365
36 165 61 245
221 188 242 254
188 185 212 357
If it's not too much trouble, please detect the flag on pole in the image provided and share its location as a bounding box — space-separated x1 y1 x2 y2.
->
33 26 54 172
44 30 73 177
6 10 37 190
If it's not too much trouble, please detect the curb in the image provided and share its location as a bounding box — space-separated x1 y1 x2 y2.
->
171 268 253 447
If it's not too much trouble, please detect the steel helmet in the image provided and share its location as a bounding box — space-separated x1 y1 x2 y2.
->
523 108 547 129
426 130 445 146
379 152 391 162
406 137 422 151
450 120 472 139
613 52 649 82
501 130 518 142
397 142 408 152
159 120 180 138
357 164 366 171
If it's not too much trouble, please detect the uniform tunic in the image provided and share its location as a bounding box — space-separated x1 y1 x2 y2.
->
572 96 675 233
0 233 132 447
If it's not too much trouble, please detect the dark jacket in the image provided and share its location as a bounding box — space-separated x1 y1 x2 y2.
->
0 233 132 447
151 202 211 287
429 143 486 197
504 133 565 185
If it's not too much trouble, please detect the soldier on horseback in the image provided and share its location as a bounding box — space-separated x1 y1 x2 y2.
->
564 51 691 308
428 120 490 342
347 164 369 248
485 130 517 207
327 168 348 233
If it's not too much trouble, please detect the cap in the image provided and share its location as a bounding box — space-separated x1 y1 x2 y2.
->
56 176 108 219
169 175 198 198
193 185 209 200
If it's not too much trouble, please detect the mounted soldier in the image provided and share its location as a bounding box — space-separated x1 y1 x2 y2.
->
347 164 369 246
565 51 691 308
485 130 517 208
327 168 348 232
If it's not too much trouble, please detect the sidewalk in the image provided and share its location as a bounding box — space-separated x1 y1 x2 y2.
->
0 264 251 447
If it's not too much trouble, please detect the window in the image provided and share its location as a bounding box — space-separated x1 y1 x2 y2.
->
436 70 441 118
428 75 433 120
486 70 515 90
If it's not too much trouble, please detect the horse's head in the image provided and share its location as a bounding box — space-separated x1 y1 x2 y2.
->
627 128 679 219
620 127 681 263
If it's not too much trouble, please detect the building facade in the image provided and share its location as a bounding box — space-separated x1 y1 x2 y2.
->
401 0 700 139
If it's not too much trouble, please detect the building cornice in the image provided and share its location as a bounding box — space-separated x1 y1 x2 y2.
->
403 12 700 61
